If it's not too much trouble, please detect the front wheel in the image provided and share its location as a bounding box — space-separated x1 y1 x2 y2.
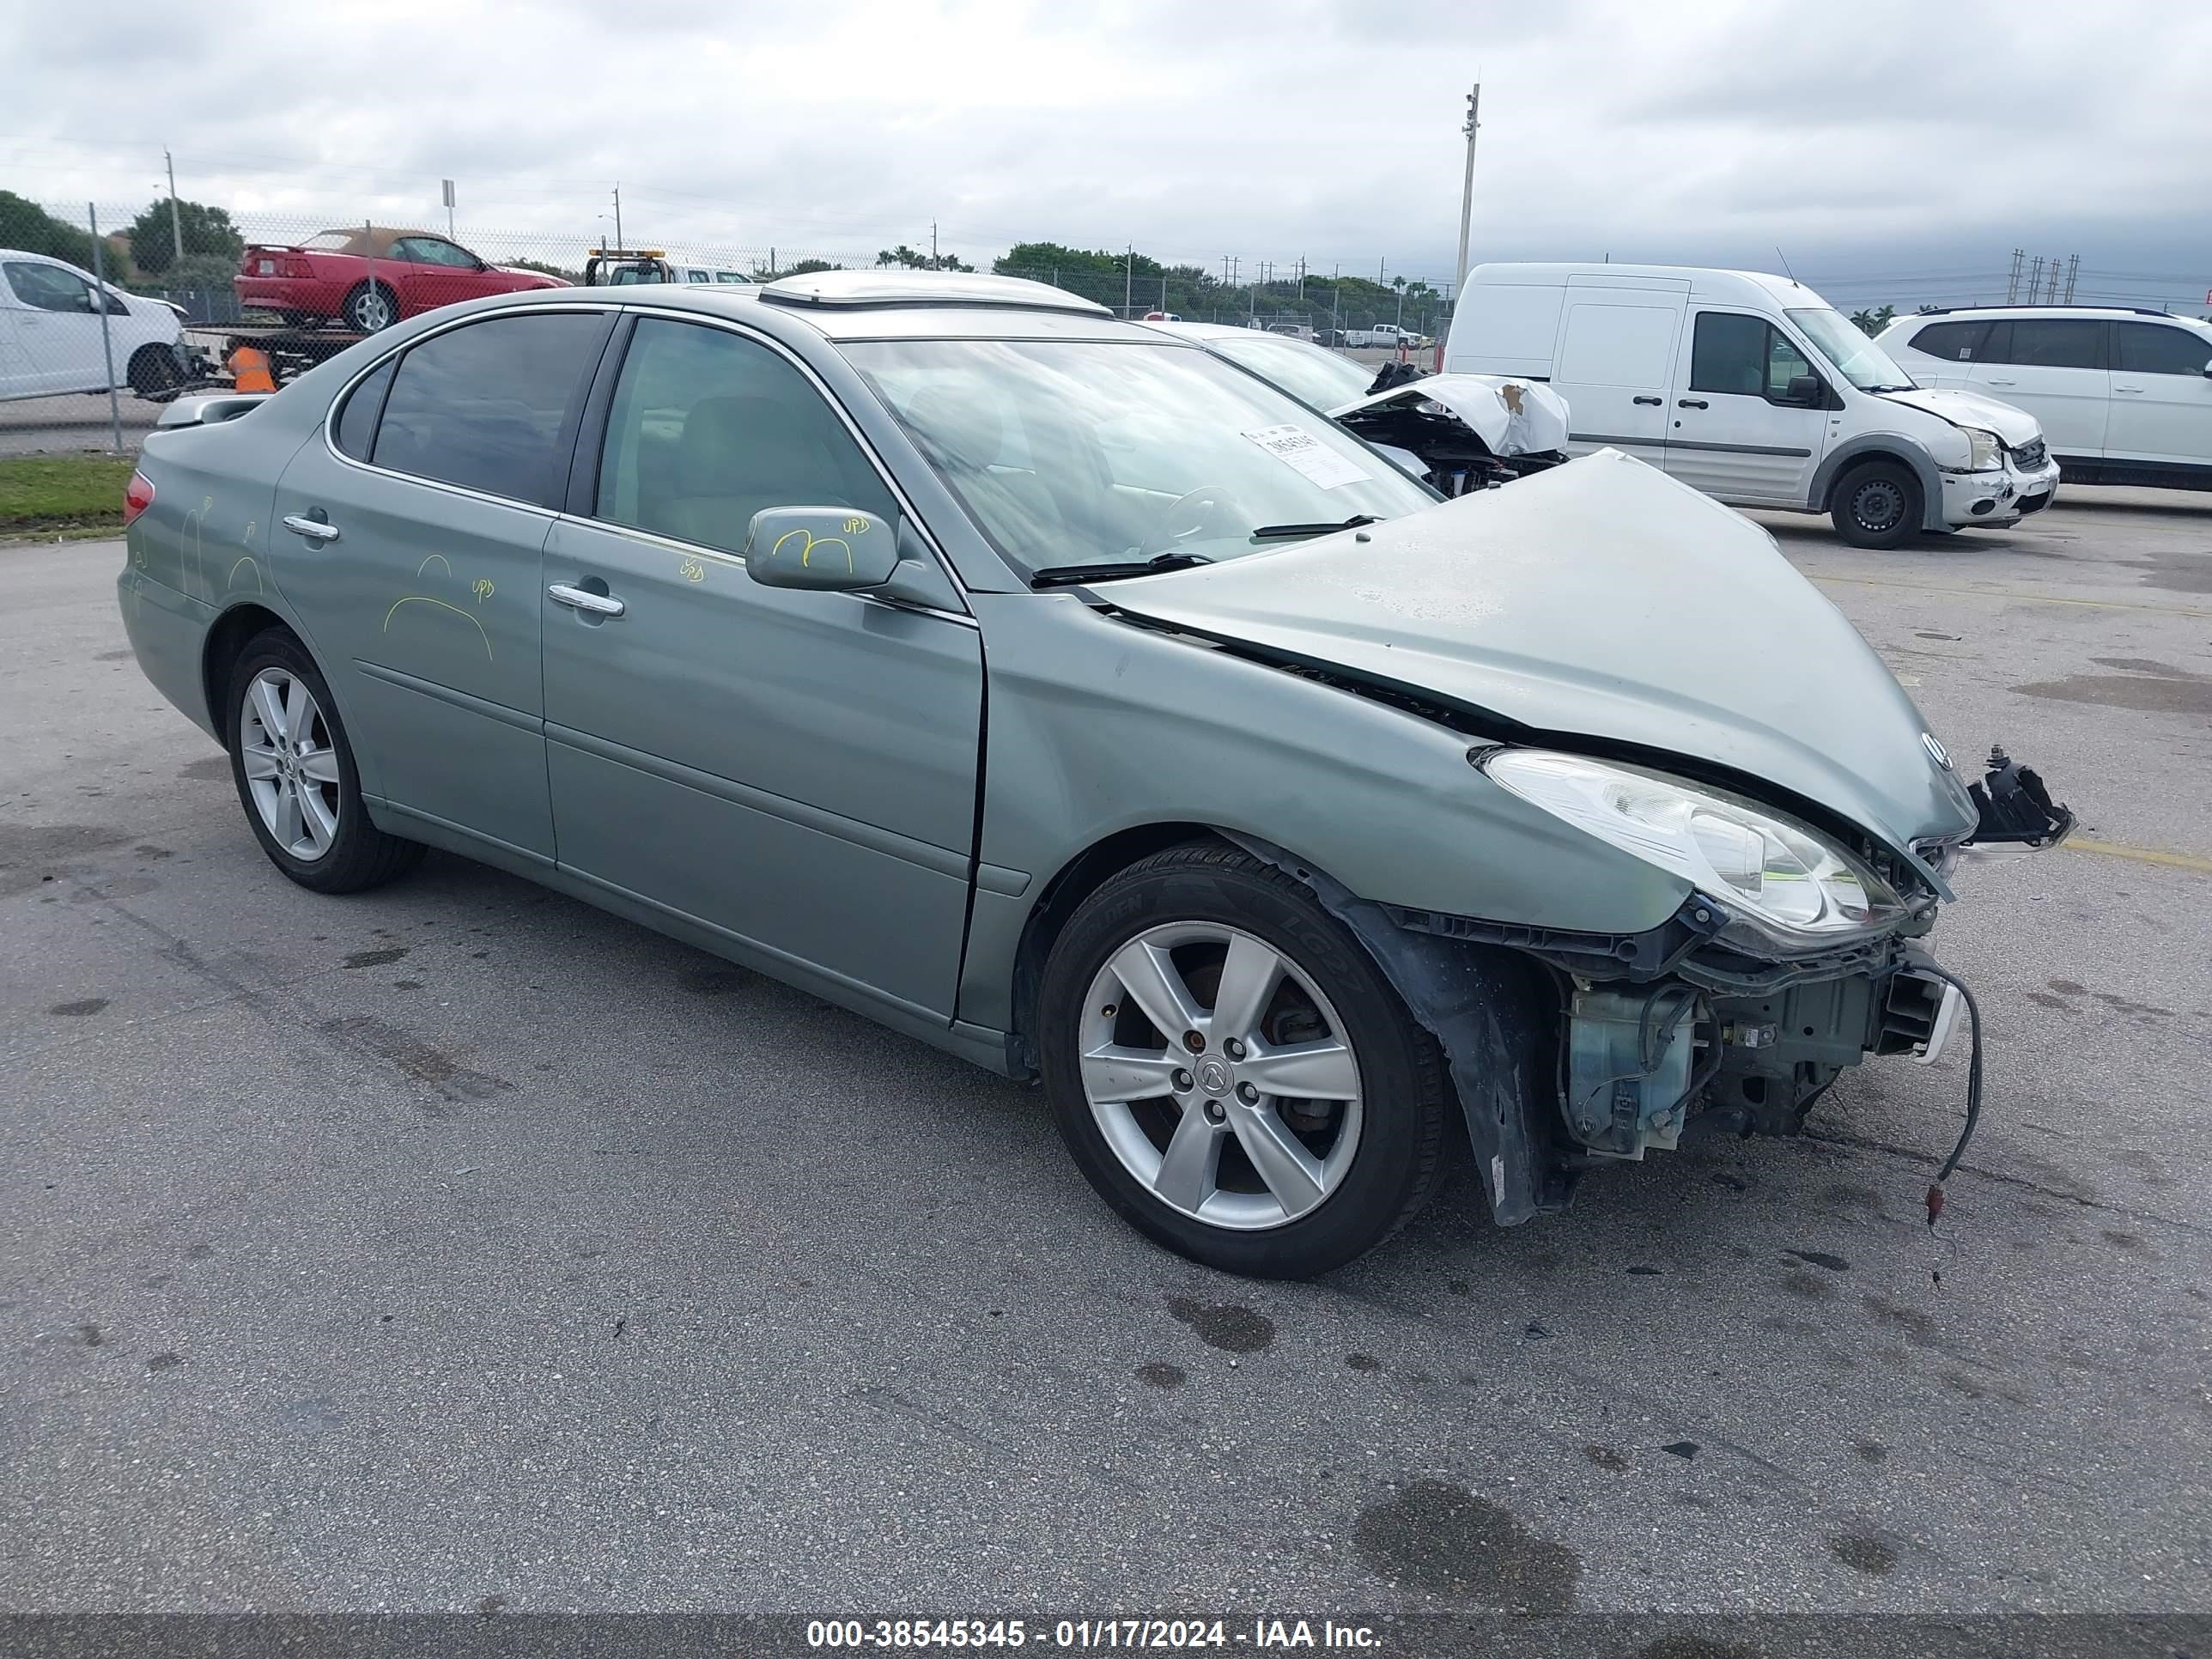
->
226 630 423 893
1037 842 1451 1279
341 282 399 332
126 344 182 398
1830 459 1922 550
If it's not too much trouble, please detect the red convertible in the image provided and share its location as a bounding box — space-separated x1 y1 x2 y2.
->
234 227 564 332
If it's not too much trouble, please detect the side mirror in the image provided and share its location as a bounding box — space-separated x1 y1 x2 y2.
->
1781 374 1824 407
744 507 901 592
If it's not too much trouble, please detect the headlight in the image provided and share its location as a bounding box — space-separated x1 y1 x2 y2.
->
1960 427 2002 471
1483 750 1908 952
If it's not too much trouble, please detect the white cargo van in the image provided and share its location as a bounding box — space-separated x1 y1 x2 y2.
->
1443 264 2062 546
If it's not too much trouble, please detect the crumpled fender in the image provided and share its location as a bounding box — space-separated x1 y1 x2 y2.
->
1223 831 1571 1226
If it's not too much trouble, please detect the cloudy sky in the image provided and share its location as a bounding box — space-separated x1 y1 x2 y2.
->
5 0 2208 310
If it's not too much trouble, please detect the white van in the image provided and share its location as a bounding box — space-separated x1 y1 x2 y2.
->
1874 307 2212 492
1444 263 2062 547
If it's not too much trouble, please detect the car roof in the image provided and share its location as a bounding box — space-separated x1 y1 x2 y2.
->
1467 261 1821 308
473 276 1175 348
1888 305 2204 325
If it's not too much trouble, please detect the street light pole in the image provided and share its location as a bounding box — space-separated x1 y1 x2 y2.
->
1454 84 1480 294
164 148 184 264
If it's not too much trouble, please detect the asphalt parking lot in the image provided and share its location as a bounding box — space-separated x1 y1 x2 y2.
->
2 489 2208 1622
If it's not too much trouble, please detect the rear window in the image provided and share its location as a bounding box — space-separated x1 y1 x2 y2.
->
2115 322 2212 377
301 231 354 252
1908 320 1989 362
369 313 609 506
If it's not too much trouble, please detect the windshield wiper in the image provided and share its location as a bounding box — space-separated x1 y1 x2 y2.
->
1248 514 1381 541
1030 551 1212 588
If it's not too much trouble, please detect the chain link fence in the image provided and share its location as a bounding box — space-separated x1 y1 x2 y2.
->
3 198 1443 453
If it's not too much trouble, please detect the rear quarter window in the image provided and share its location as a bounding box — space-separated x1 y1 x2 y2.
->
332 357 397 461
1908 320 1989 362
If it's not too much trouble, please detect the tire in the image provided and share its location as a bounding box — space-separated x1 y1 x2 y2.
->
1037 841 1451 1279
224 629 423 894
1830 459 1922 549
341 282 400 333
126 344 181 398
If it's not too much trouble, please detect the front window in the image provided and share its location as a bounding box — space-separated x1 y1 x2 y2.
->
846 339 1432 576
1786 307 1913 392
1207 336 1375 410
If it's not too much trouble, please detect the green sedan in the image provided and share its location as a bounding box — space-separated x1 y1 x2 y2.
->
116 270 2067 1278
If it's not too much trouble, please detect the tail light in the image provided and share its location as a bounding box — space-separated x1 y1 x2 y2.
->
123 471 155 526
283 258 313 278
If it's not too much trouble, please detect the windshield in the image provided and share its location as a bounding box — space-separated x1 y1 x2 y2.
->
1787 307 1915 392
1206 335 1375 411
847 339 1432 575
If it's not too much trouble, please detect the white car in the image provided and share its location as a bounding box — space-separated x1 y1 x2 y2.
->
1875 307 2212 492
1142 319 1570 493
1446 263 2063 547
0 248 191 402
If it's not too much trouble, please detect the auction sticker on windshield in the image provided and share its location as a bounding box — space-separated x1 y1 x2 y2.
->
1241 424 1372 489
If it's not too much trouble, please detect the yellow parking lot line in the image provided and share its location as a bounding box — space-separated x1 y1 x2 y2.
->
2065 838 2212 874
1809 574 2212 620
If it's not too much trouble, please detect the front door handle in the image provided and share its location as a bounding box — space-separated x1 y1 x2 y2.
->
1984 377 2016 387
1632 395 1663 406
2112 384 2144 394
1676 398 1708 410
282 514 340 543
548 582 625 618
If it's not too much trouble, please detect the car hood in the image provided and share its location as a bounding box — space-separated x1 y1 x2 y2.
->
1880 386 2042 447
1104 449 1978 867
1331 374 1571 458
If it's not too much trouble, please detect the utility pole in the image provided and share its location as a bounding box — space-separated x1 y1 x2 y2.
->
1125 242 1133 316
441 179 456 239
2006 247 2024 303
1378 257 1386 285
931 220 939 268
2063 253 2078 305
2045 254 2061 304
164 148 184 264
1454 84 1480 293
2026 255 2044 302
612 184 623 250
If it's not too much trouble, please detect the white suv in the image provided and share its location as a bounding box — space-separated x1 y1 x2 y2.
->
1875 307 2212 491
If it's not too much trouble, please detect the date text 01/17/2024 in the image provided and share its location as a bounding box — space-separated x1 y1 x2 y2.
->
804 1618 1382 1650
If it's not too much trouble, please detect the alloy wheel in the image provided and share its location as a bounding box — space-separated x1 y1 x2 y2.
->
1079 921 1364 1231
239 666 341 861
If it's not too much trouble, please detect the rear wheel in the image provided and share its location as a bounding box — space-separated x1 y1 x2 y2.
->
1038 842 1450 1279
1830 459 1921 549
341 282 399 332
225 630 422 894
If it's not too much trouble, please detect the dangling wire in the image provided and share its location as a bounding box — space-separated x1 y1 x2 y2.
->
1912 963 1983 1227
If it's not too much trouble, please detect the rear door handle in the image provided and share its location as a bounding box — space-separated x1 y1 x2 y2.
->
1632 395 1663 406
1676 398 1708 410
548 582 625 617
1984 377 2016 386
282 514 340 543
2112 384 2144 394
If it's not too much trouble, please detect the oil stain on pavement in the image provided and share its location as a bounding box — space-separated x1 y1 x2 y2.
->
1164 1297 1274 1352
1352 1480 1581 1610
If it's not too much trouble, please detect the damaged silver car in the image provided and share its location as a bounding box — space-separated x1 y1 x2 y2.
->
119 271 2070 1279
1142 319 1571 494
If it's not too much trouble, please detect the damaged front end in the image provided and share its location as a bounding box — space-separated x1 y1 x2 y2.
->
1331 373 1572 496
1259 740 2069 1228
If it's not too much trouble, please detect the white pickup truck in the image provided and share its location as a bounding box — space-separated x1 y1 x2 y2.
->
1342 322 1425 350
